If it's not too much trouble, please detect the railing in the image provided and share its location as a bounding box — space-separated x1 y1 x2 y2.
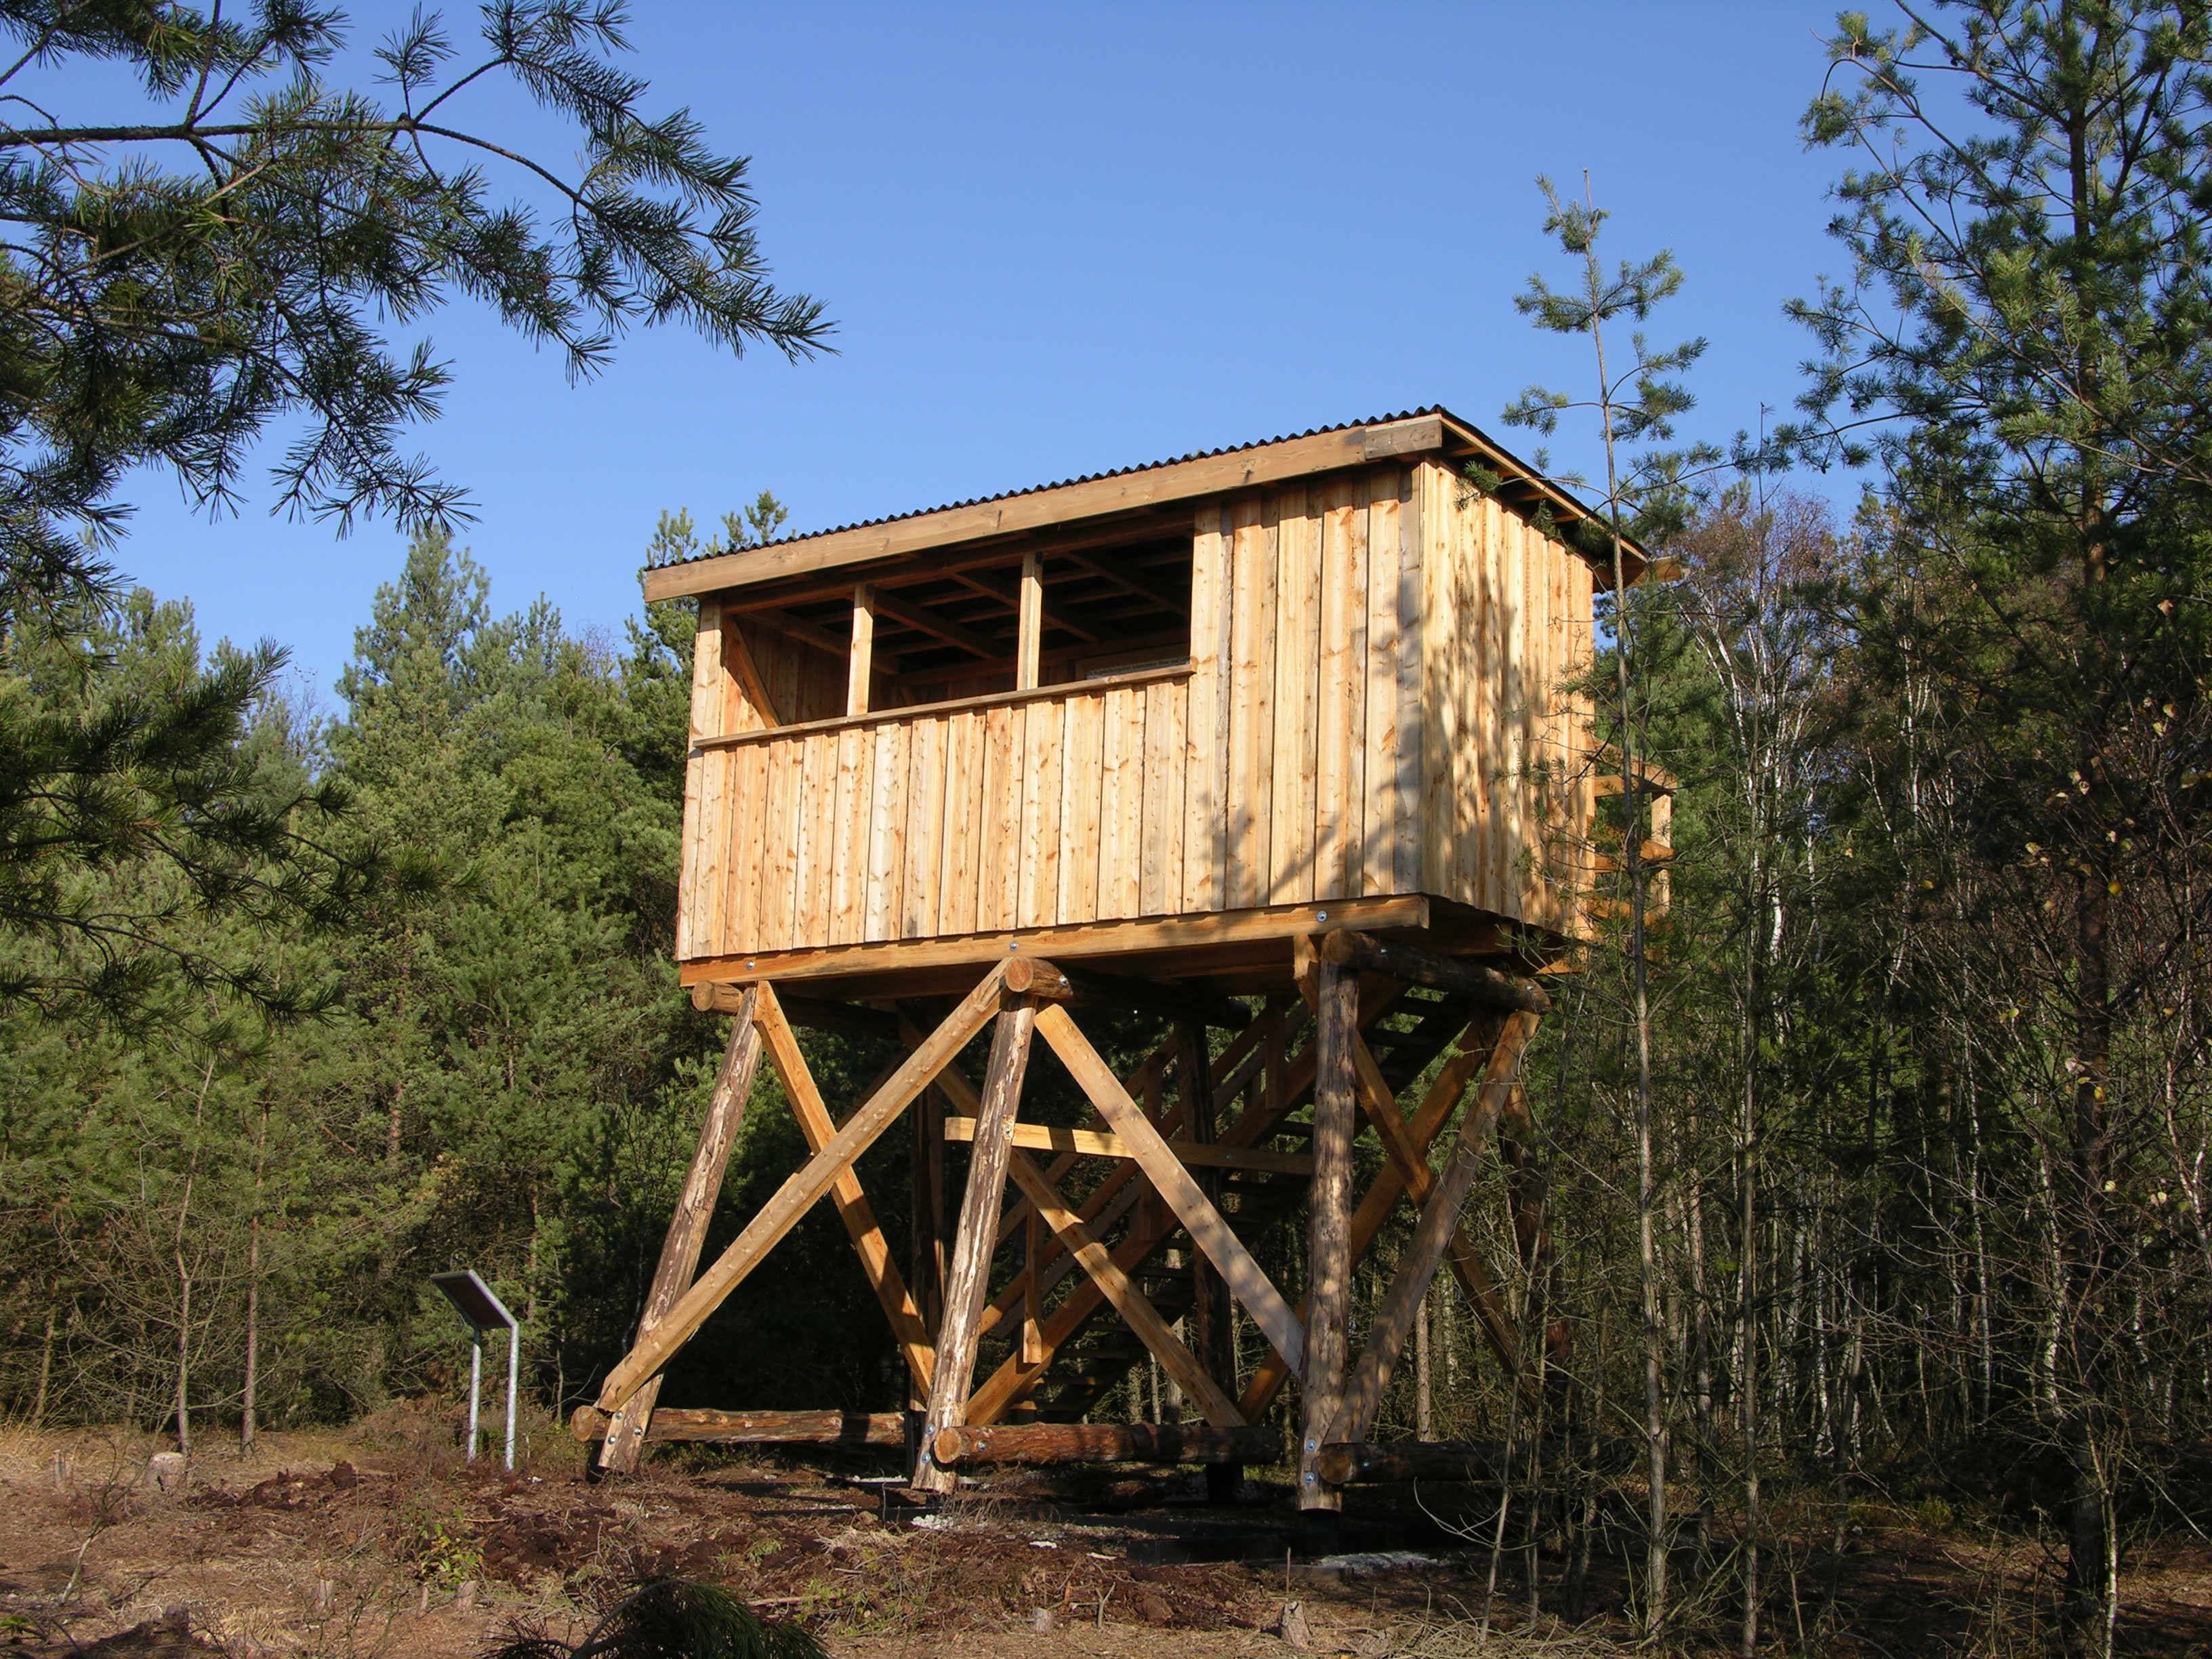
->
678 666 1202 961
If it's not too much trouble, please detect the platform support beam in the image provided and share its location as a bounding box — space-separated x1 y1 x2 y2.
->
912 993 1040 1494
593 964 1011 1420
599 988 762 1473
1300 951 1359 1523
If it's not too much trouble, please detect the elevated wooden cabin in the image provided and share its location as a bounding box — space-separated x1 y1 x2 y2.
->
649 408 1633 1002
590 410 1661 1532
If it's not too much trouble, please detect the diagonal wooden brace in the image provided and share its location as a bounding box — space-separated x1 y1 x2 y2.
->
598 988 762 1473
1036 1001 1307 1379
1235 1017 1499 1422
1328 1009 1541 1445
1345 1025 1525 1382
593 963 1011 1418
752 985 935 1393
1005 1150 1244 1428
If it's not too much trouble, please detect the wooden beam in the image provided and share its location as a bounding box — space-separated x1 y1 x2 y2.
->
933 1422 1277 1467
1015 552 1043 690
722 630 781 727
1327 1013 1525 1384
752 987 935 1391
691 662 1191 754
941 1114 1311 1174
1236 1018 1503 1422
1328 1011 1540 1445
573 1406 903 1449
1035 1002 1307 1378
846 584 875 716
593 965 1010 1416
679 893 1428 989
952 566 1101 647
871 586 1001 660
1320 929 1551 1013
640 417 1452 600
597 990 762 1473
1301 956 1359 1514
716 513 1202 619
1003 1150 1242 1428
964 998 1335 1425
914 995 1039 1494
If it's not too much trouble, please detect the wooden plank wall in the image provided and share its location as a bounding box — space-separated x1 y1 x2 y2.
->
1416 459 1596 939
674 462 1597 962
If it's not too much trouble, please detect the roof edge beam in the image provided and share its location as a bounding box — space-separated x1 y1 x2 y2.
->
640 417 1450 602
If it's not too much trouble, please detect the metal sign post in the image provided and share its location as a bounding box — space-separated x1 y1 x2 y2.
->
429 1270 520 1471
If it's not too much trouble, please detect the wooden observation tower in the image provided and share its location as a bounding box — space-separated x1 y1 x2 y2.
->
575 408 1666 1528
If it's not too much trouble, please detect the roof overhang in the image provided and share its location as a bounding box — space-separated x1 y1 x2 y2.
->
640 409 1644 603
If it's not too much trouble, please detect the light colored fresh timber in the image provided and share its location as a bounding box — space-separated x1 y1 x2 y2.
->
725 629 783 729
914 995 1039 1494
1314 1440 1532 1485
752 987 935 1390
1016 550 1044 690
1270 486 1317 906
1361 472 1399 896
1300 956 1359 1512
1328 1010 1540 1444
846 584 876 717
933 1422 1279 1467
1319 928 1552 1014
669 434 1616 969
940 1115 1313 1175
979 702 1021 930
1184 504 1227 914
1057 690 1104 923
645 410 1640 599
1003 1149 1244 1428
677 893 1427 988
1226 493 1273 910
597 990 762 1472
1034 1002 1305 1377
573 1406 903 1448
594 965 1011 1416
693 664 1193 753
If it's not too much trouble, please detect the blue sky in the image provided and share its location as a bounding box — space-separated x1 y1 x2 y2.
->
105 1 1859 698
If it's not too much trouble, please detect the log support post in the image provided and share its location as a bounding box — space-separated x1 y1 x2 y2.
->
1329 1010 1541 1443
1302 946 1358 1537
912 987 1042 1494
600 988 762 1473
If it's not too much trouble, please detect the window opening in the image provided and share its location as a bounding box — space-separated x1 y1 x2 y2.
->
724 524 1195 727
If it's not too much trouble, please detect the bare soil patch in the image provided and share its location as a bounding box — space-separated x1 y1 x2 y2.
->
1 1419 2206 1659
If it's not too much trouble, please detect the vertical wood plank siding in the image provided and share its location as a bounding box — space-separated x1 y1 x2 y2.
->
674 460 1595 960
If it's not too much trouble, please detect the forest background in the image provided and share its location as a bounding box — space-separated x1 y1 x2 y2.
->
0 5 2208 1659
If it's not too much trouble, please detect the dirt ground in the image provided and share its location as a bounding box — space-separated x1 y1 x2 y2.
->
2 1414 2208 1659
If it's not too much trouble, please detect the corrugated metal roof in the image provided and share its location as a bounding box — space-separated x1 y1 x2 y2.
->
649 405 1507 571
